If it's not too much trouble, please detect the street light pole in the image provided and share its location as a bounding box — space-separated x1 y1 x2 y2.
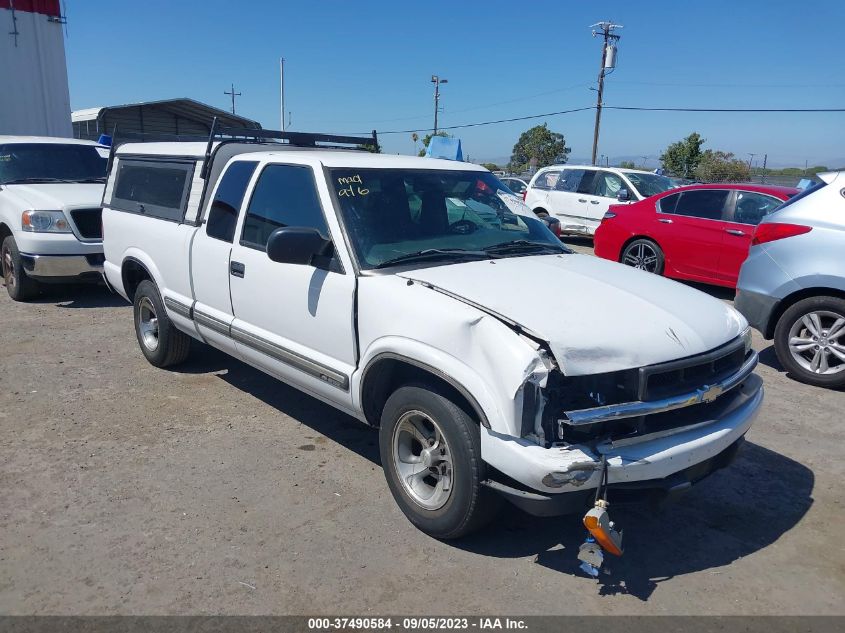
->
431 75 448 135
590 21 622 166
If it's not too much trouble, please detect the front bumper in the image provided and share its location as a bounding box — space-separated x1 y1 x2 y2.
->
481 372 762 504
735 289 780 338
20 252 105 279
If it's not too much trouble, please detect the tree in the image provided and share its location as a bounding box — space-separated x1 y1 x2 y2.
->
508 124 569 173
660 132 705 178
418 131 450 157
694 150 751 183
481 163 499 172
619 160 636 169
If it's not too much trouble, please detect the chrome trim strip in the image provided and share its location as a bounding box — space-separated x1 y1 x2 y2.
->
163 296 193 319
561 350 758 426
230 324 349 391
193 310 231 337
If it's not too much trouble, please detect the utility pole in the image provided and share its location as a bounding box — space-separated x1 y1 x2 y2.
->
280 58 286 131
590 21 622 166
748 153 757 170
224 83 241 115
761 154 768 184
431 75 448 135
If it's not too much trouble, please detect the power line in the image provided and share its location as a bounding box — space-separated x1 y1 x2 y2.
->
373 106 595 135
605 106 845 112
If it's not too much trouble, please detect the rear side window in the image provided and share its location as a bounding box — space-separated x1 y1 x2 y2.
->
532 170 561 190
557 169 586 192
674 190 729 220
732 191 784 225
111 159 194 221
241 164 328 249
206 161 258 242
658 192 681 214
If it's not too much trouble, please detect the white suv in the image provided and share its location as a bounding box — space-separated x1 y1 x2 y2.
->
525 165 675 236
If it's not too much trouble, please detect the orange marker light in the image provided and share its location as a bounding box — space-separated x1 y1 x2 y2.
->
583 504 623 556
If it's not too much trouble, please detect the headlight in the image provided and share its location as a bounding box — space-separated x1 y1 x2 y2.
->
741 326 753 354
21 210 71 233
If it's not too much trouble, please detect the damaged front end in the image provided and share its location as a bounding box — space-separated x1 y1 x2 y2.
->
485 331 760 515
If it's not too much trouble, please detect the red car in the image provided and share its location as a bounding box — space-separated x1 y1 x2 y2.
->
594 183 799 288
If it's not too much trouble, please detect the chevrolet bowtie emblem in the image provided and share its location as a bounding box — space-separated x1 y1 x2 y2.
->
700 384 723 403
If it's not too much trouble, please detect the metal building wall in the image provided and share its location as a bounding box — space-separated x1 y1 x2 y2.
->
0 3 72 137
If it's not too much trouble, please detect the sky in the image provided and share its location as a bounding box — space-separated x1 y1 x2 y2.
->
64 0 845 167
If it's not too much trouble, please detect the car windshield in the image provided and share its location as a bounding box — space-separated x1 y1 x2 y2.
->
625 172 675 197
0 143 107 184
329 168 566 270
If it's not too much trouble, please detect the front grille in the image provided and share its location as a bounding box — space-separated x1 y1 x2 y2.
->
638 338 746 402
69 208 103 240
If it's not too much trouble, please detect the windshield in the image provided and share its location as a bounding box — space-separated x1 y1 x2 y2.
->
625 172 675 198
0 143 107 184
329 168 566 269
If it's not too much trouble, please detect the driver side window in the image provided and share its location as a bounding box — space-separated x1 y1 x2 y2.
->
241 164 329 250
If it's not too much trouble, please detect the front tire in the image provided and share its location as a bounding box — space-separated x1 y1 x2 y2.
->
621 238 665 275
2 236 40 301
133 279 191 368
773 295 845 388
379 384 499 539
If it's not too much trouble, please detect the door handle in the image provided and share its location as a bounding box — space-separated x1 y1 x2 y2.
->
589 200 600 204
658 218 673 224
725 229 746 236
578 198 587 203
230 261 245 278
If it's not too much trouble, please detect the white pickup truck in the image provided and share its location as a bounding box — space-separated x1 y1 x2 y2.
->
102 129 762 539
0 136 108 301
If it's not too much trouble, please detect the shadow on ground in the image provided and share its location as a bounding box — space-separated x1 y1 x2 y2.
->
174 343 380 465
168 344 814 601
454 442 813 600
28 283 127 309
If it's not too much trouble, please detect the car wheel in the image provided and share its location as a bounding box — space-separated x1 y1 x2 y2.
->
1 236 39 301
773 296 845 389
534 209 549 219
133 279 191 368
621 239 665 275
379 383 500 539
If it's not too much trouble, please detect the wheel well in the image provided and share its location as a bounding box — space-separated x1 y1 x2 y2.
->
533 207 548 216
764 287 845 339
0 223 11 242
360 357 488 429
619 235 659 262
121 258 152 301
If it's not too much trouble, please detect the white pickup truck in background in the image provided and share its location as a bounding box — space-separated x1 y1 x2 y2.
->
0 136 108 301
101 129 762 539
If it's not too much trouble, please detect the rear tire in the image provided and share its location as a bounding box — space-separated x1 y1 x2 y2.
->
621 238 665 275
133 279 191 368
1 236 39 301
773 295 845 389
379 383 500 539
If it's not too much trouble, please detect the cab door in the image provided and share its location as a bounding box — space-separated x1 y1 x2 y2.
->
190 160 259 355
719 190 785 285
655 189 730 283
549 168 592 233
227 160 357 407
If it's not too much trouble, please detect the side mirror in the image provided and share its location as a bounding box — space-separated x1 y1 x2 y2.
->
616 188 630 202
266 227 331 266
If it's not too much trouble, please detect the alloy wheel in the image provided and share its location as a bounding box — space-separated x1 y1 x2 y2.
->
392 410 454 510
787 310 845 375
623 242 659 272
2 245 15 290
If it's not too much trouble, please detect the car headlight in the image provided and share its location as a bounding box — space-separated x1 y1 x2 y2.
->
21 210 71 233
741 326 753 355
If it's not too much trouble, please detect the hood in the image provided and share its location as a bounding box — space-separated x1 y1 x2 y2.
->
2 183 104 210
399 254 746 376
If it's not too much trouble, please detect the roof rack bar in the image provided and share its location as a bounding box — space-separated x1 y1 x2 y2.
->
200 116 218 179
216 126 376 148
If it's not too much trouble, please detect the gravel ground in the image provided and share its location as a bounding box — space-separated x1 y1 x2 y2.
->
1 242 843 615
